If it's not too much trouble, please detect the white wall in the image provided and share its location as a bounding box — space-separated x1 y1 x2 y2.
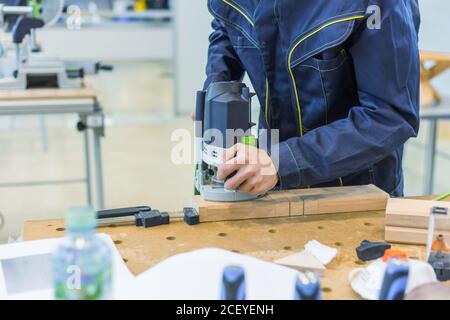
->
39 24 173 61
173 0 212 115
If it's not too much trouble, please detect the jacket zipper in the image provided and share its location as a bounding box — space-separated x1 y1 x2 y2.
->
288 15 365 137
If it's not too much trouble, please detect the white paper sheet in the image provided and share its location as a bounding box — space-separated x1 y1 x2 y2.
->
118 248 300 300
0 234 133 300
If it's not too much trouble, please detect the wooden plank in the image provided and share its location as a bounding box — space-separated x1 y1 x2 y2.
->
385 198 450 230
190 193 291 223
289 184 388 216
192 185 387 222
0 86 97 101
385 226 450 245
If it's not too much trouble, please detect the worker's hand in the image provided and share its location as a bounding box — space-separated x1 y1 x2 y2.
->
217 143 278 196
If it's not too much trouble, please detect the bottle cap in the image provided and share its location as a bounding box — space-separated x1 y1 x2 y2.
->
66 206 96 231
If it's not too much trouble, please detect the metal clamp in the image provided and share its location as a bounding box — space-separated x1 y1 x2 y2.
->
77 112 105 136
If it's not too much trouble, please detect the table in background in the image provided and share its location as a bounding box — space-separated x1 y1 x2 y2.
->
0 87 105 209
420 51 450 195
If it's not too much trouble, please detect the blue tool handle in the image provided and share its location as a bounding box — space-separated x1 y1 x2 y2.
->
294 273 322 300
221 266 246 300
379 260 409 300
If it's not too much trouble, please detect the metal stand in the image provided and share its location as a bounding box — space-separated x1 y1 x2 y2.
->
421 106 450 195
0 96 106 210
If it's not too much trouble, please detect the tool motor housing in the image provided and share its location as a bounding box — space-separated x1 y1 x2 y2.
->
195 81 258 202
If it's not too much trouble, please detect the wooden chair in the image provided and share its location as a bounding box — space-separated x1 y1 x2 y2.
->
420 51 450 107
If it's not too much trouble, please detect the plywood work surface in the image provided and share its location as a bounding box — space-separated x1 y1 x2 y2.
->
23 206 427 300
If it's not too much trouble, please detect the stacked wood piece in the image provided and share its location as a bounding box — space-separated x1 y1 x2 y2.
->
385 198 450 245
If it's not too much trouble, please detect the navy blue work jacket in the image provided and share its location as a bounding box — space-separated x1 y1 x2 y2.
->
204 0 421 196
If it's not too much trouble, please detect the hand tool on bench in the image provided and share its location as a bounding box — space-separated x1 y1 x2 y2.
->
426 206 450 281
96 206 170 228
356 240 391 261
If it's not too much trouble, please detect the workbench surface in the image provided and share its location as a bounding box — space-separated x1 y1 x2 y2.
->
24 202 441 300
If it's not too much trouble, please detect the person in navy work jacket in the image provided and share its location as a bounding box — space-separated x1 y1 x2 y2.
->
206 0 420 197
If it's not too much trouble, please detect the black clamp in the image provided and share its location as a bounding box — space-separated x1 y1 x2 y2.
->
356 240 391 261
135 210 169 228
97 206 170 229
183 207 200 225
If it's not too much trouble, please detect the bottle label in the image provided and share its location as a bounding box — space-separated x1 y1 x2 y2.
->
54 265 112 300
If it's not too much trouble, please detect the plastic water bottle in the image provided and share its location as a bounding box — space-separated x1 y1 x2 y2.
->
53 207 113 300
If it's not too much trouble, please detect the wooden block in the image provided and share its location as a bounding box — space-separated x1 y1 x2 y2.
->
274 250 326 275
385 226 450 245
385 198 450 230
190 193 291 223
289 184 388 216
191 185 387 223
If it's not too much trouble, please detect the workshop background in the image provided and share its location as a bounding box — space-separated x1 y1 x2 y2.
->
0 0 449 243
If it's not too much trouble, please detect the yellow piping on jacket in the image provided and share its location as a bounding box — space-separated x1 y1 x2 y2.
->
288 15 365 137
222 0 254 27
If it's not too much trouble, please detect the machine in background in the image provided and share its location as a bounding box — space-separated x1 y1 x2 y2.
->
0 0 112 90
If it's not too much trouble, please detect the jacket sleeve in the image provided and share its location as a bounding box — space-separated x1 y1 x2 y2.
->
274 1 421 189
204 18 245 89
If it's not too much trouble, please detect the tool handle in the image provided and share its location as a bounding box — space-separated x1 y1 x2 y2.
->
379 260 409 300
195 90 205 137
221 266 246 300
97 206 150 219
294 272 322 300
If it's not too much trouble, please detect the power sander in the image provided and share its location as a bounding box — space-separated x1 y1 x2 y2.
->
194 81 259 202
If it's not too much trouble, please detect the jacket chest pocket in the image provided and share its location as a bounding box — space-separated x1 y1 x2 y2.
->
292 48 359 132
288 16 364 134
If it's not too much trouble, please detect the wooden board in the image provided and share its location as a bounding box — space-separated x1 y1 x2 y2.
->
385 198 450 230
190 192 292 223
0 86 97 101
385 226 450 245
289 184 388 216
191 185 388 223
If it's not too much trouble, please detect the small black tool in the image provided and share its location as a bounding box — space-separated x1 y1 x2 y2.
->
96 206 170 229
136 210 170 228
183 207 200 225
356 240 391 261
